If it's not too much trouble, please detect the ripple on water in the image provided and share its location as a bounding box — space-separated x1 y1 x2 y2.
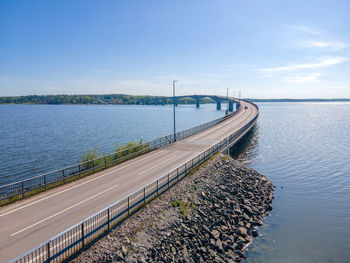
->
232 102 350 263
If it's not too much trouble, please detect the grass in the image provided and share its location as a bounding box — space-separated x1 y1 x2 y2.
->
172 198 196 217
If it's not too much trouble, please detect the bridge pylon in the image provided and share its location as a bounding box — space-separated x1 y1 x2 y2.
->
195 96 200 108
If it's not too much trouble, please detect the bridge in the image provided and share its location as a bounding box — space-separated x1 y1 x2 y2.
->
158 95 237 111
0 97 258 263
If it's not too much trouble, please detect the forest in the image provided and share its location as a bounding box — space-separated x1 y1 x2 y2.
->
0 94 215 105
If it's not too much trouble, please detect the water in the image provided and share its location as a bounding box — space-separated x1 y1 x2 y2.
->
230 102 350 263
0 103 226 185
1 102 349 262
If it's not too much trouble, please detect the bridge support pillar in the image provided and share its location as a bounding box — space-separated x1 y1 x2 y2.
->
216 101 221 110
196 97 200 108
228 100 234 112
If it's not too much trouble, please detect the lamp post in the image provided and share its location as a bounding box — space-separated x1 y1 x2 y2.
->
173 80 178 142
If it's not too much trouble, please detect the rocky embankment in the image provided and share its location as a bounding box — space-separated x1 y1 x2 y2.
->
74 154 274 263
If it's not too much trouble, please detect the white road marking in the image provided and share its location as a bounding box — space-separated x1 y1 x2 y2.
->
0 150 164 218
10 183 120 237
137 155 178 175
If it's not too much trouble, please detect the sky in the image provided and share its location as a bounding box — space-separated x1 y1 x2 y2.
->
0 0 349 99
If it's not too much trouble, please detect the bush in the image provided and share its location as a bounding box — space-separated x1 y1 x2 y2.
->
81 146 103 169
114 139 144 160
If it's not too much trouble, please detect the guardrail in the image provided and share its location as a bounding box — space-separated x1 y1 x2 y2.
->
0 102 241 203
11 101 258 263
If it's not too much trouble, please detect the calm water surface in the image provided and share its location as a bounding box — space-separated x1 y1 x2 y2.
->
0 104 226 185
230 102 350 263
1 102 349 262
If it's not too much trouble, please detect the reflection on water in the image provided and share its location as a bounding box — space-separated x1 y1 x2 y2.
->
231 102 350 263
229 125 259 162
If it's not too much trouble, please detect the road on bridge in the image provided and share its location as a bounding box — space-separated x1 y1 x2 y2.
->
0 100 258 262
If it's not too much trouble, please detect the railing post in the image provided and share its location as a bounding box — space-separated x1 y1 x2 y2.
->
143 187 146 206
128 197 130 217
81 222 85 248
62 169 65 183
157 180 159 196
21 181 24 198
44 174 47 190
78 164 81 178
104 156 107 169
107 208 110 230
47 242 51 263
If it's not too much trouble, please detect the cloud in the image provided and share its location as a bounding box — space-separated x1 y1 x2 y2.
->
292 26 322 35
283 73 321 83
299 40 347 50
256 57 347 72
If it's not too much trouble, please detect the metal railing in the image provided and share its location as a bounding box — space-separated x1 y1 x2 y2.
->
10 101 258 263
0 102 242 203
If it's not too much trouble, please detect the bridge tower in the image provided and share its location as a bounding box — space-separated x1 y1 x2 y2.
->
216 100 221 110
228 100 234 112
195 96 200 108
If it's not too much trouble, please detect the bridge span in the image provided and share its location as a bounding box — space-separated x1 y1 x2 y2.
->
0 99 258 263
169 95 238 111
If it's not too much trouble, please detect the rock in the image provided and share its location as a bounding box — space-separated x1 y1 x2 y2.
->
73 154 274 263
115 250 124 261
251 229 258 237
211 230 220 240
121 246 127 257
138 255 146 263
182 245 189 258
239 227 247 236
216 239 223 251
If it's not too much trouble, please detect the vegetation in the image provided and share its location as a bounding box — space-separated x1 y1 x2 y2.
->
0 94 215 105
114 139 144 159
172 198 196 217
80 139 146 170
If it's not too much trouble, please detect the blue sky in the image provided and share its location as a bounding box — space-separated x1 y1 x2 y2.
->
1 0 349 98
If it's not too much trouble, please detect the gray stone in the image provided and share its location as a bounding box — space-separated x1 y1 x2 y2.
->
216 239 223 251
239 227 247 236
121 246 127 257
211 230 220 240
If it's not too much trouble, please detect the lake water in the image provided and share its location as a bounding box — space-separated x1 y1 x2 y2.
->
0 103 226 185
230 102 350 263
1 102 349 262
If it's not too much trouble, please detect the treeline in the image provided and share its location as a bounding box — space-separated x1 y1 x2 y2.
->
0 94 215 105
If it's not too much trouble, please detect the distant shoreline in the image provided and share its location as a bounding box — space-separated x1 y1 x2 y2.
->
0 94 349 105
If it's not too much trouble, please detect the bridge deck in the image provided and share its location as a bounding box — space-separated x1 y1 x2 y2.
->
0 100 257 262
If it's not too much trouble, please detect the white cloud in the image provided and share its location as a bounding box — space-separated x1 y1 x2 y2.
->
283 73 321 83
256 57 347 72
291 26 322 35
300 40 347 50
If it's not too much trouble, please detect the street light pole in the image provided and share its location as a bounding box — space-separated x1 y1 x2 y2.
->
173 80 178 142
